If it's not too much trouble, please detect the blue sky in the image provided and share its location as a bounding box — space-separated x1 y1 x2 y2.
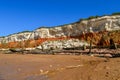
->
0 0 120 36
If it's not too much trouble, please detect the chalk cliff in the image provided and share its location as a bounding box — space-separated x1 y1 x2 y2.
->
0 15 120 49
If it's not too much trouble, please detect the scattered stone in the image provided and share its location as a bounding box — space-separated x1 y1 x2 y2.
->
37 39 89 50
40 69 43 73
18 68 21 72
49 65 52 68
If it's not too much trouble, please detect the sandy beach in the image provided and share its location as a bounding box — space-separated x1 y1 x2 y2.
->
0 53 120 80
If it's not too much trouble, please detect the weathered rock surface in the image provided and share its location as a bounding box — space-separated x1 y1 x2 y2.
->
0 15 120 48
37 39 89 50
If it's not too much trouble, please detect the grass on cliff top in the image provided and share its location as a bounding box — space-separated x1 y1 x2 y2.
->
78 12 120 22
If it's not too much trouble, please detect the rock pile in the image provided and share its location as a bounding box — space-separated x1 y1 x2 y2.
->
37 39 89 50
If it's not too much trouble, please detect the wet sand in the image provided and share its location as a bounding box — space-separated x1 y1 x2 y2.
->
0 54 120 80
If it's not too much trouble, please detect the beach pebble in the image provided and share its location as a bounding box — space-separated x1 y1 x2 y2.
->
49 65 52 68
18 68 21 72
40 69 43 73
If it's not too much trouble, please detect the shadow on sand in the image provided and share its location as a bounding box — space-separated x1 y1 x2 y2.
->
0 74 4 80
25 75 49 80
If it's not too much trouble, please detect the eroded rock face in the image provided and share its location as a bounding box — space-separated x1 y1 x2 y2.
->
37 39 89 50
0 15 120 46
0 32 32 43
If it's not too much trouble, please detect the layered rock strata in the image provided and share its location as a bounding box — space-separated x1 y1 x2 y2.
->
0 15 120 49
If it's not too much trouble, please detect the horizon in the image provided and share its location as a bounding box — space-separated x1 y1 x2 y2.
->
0 0 120 36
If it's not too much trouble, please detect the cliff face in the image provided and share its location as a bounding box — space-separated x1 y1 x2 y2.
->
35 15 120 37
0 15 120 48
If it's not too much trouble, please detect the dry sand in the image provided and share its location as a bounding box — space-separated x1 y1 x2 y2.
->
0 53 120 80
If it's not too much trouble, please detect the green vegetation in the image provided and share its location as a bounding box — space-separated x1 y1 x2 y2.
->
37 26 50 29
36 12 120 29
78 12 120 22
17 30 32 34
7 30 31 37
0 36 5 38
79 15 100 21
112 12 120 15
